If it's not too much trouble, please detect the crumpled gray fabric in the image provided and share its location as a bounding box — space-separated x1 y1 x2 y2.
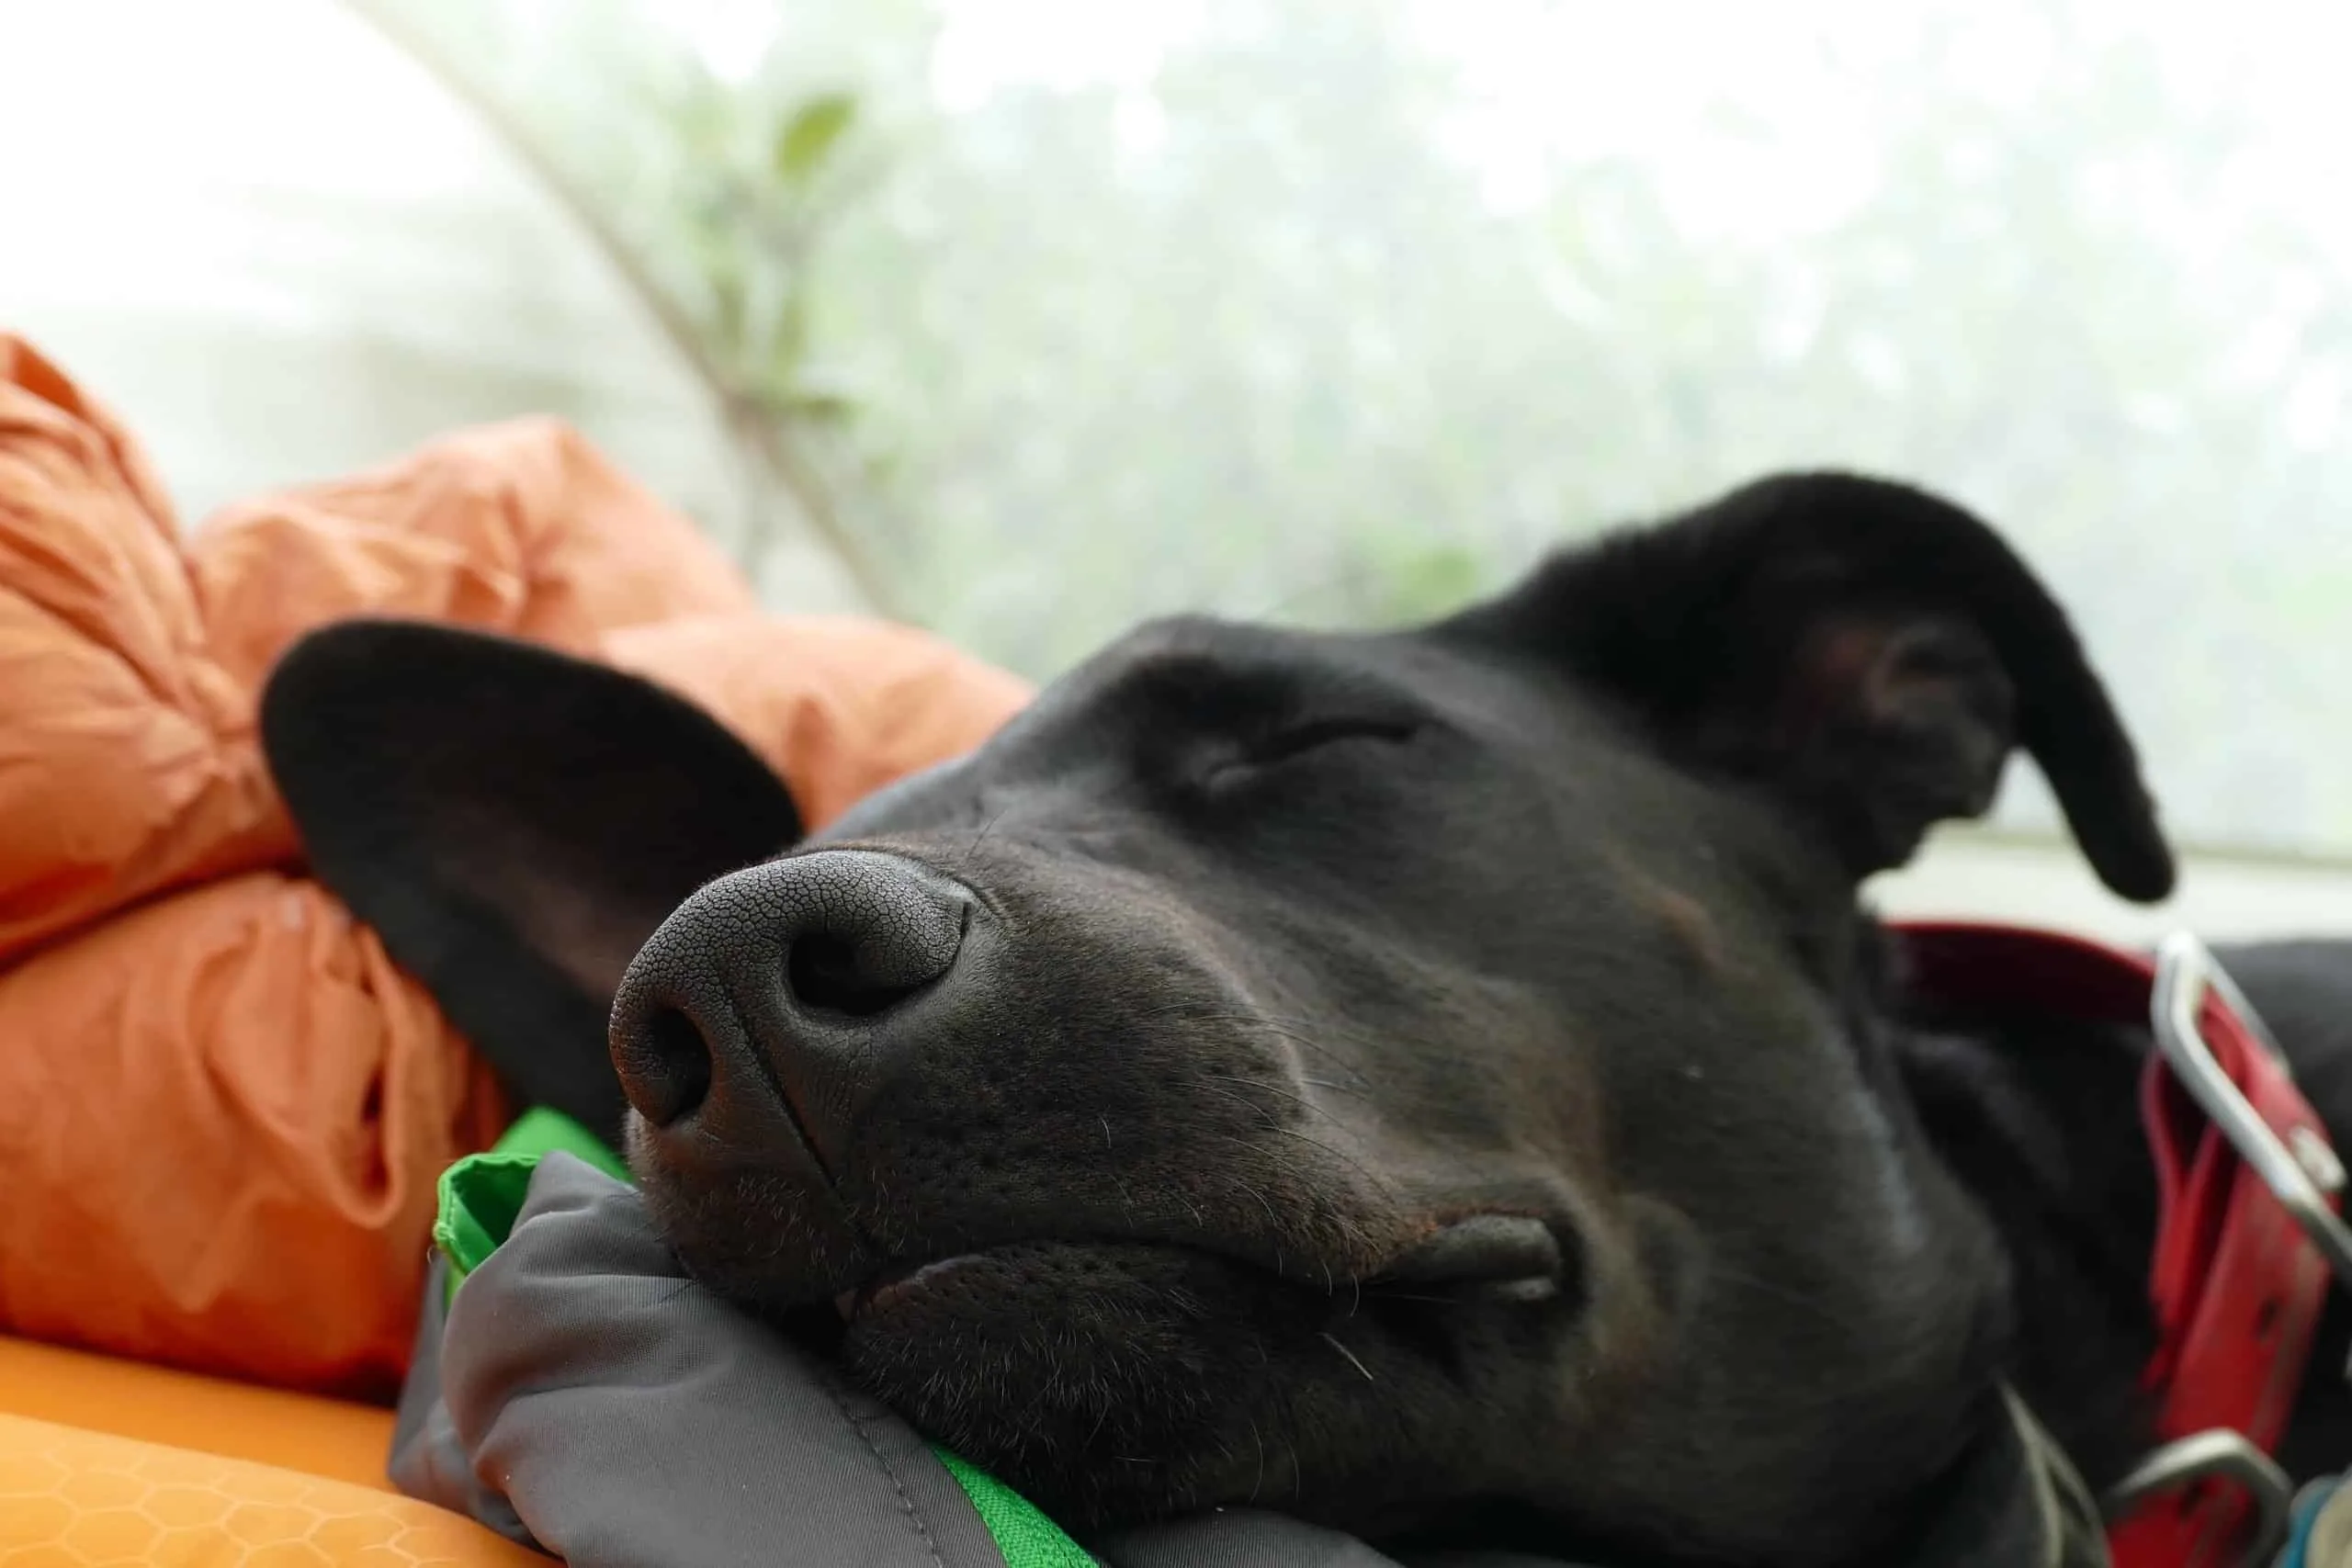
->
391 1153 1006 1568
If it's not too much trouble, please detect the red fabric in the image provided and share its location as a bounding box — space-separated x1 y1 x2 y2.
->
1894 922 2338 1568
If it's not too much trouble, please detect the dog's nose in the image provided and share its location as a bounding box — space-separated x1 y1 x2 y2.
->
608 849 970 1174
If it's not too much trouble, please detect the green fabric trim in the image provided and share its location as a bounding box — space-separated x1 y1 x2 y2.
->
495 1105 635 1181
429 1108 1093 1565
434 1150 537 1289
934 1448 1099 1567
434 1108 631 1303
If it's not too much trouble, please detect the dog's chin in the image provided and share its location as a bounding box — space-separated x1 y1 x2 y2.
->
836 1239 1317 1526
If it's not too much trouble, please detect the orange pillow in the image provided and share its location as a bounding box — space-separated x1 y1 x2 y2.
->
0 334 1032 1392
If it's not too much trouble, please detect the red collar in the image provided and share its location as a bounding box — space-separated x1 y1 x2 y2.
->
1891 921 2344 1568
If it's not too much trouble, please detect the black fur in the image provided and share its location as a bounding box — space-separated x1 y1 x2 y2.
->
261 471 2352 1565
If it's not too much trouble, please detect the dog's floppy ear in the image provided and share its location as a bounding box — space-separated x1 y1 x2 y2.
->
1453 471 2173 900
260 619 805 1141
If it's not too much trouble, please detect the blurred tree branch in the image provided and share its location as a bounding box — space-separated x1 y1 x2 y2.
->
342 0 898 614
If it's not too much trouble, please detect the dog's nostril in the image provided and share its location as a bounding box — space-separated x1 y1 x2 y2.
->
787 934 924 1018
617 1005 715 1126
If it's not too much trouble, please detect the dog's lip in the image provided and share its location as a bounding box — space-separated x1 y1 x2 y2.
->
828 1215 1570 1323
829 1235 1306 1325
1368 1214 1569 1303
833 1254 982 1321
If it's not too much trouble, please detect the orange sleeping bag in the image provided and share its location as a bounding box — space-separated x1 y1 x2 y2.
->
0 334 1032 1396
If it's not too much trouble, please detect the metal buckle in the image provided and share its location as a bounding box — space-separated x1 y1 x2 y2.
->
2150 933 2352 1297
2103 1430 2295 1567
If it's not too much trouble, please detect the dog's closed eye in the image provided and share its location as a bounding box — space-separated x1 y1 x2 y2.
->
1245 716 1420 766
1199 716 1419 795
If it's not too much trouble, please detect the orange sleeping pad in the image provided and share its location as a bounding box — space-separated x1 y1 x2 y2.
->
0 1337 546 1563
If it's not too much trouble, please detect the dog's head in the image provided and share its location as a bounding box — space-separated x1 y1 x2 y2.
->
263 472 2169 1563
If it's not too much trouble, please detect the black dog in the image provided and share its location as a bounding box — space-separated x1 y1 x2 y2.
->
261 472 2352 1565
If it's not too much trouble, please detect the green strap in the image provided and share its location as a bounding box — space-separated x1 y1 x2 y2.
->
433 1107 1094 1567
933 1449 1098 1567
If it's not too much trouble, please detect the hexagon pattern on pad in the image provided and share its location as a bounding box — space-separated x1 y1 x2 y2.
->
0 1414 543 1567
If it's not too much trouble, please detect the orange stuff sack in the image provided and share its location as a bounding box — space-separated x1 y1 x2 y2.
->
0 335 1032 1393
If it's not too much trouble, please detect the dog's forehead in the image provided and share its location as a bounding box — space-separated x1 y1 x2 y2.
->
1060 613 1418 707
826 612 1648 839
1021 611 1592 736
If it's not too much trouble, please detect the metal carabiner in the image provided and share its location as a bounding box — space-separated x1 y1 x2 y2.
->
2150 932 2352 1300
2103 1429 2296 1568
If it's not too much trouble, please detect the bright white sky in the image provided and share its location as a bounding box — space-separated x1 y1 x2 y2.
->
12 0 2352 423
13 0 2349 502
905 0 2352 255
11 0 2352 260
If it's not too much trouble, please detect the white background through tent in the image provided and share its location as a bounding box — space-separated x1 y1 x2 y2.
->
3 0 2347 944
0 0 864 613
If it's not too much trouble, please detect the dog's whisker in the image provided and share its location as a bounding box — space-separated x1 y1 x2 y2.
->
1199 1071 1389 1151
1207 1136 1366 1237
1138 1005 1493 1114
1194 1089 1398 1212
1191 1078 1291 1131
1297 1075 1368 1098
1203 1071 1322 1115
1125 1000 1422 1094
1272 1124 1399 1197
1221 1118 1396 1213
1704 1261 1871 1337
1319 1331 1376 1382
1218 1164 1287 1235
1298 1072 1383 1109
1257 1036 1386 1095
1132 1004 1382 1079
956 805 1012 869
